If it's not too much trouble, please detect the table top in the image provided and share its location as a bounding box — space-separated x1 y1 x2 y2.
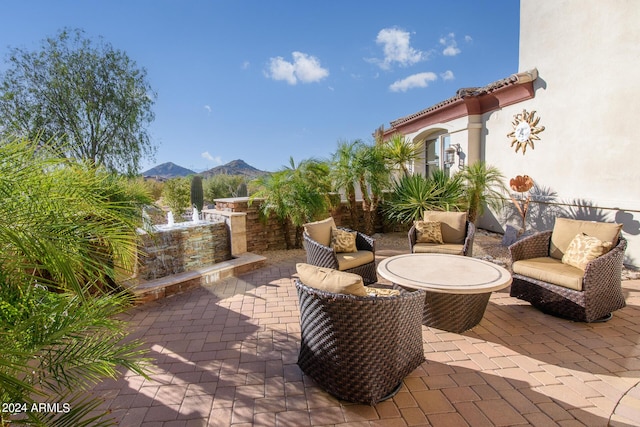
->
377 253 512 294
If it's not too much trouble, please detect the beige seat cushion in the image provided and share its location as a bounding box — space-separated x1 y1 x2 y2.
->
549 218 622 260
303 217 336 247
562 233 612 270
296 263 366 296
414 220 444 244
330 227 358 253
412 242 464 255
336 250 375 271
513 257 585 291
423 211 467 244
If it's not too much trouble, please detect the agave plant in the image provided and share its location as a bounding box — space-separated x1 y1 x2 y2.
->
382 170 466 225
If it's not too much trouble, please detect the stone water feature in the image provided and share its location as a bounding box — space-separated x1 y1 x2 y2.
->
136 214 231 280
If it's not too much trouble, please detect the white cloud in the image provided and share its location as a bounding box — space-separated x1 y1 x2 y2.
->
241 60 250 70
375 27 426 69
203 105 212 114
389 72 437 92
266 51 329 85
440 70 455 81
464 35 473 43
201 151 222 164
440 33 461 56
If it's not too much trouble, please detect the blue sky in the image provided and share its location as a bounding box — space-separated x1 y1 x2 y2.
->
0 1 520 173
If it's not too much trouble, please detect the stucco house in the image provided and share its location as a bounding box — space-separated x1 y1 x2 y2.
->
381 0 640 268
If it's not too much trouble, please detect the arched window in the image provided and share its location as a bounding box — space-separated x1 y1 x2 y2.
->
424 133 451 177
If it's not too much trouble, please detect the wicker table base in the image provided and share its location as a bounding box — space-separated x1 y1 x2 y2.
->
378 254 512 333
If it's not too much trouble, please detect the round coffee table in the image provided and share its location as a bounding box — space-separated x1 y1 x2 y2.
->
377 253 512 333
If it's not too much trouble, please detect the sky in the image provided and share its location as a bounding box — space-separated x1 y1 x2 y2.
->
0 1 520 174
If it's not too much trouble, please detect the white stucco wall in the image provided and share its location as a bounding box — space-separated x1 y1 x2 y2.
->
481 0 640 267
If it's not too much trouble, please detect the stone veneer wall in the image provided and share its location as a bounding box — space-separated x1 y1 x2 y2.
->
138 221 231 280
213 197 395 252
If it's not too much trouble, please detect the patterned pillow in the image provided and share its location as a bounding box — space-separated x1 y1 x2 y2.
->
364 286 401 297
415 220 444 244
561 233 612 270
330 228 358 253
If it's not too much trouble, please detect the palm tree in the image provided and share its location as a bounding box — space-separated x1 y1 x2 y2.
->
330 140 360 228
352 140 390 235
0 137 151 426
330 139 391 235
250 157 331 248
459 162 508 223
382 133 424 178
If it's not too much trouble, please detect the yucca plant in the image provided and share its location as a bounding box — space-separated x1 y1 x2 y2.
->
0 137 151 426
382 170 466 225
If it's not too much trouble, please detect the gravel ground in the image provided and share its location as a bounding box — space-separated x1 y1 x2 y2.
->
257 228 640 280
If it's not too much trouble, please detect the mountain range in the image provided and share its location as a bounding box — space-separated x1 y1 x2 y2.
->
142 159 266 179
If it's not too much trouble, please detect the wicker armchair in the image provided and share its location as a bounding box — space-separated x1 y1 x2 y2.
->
409 220 475 256
303 220 377 285
509 221 627 322
295 279 425 405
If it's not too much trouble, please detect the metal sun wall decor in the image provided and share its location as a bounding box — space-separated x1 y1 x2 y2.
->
507 109 545 154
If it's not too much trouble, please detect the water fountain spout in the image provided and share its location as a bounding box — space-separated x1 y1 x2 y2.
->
167 211 175 227
192 207 199 223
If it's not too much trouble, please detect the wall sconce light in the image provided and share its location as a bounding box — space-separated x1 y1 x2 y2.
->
444 144 462 166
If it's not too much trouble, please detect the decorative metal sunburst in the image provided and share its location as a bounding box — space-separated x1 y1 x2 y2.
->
507 109 545 154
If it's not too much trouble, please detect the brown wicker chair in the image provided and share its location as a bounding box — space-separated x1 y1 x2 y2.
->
509 223 627 322
303 222 377 285
409 220 475 256
295 279 425 405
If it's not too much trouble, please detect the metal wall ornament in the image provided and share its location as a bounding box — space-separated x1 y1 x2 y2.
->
507 109 545 154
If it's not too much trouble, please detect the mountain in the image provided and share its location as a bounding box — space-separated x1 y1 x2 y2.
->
142 162 196 179
201 159 267 178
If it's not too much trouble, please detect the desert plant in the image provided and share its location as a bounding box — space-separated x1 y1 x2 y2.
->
331 139 390 235
459 162 507 223
190 175 204 212
382 133 424 178
382 170 466 224
204 174 250 201
161 176 191 219
250 157 331 248
0 136 150 426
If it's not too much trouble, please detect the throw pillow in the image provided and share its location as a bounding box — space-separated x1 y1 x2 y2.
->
296 263 367 296
415 220 444 244
303 217 336 247
364 286 401 297
561 233 611 270
330 228 358 253
423 211 467 244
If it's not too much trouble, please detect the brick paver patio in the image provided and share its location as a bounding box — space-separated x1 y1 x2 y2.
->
91 246 640 426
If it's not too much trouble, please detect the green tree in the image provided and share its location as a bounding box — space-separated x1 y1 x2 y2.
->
0 137 150 426
382 133 424 178
250 157 331 249
330 140 360 228
204 174 250 201
0 28 156 175
352 140 390 235
459 162 507 223
162 177 191 220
